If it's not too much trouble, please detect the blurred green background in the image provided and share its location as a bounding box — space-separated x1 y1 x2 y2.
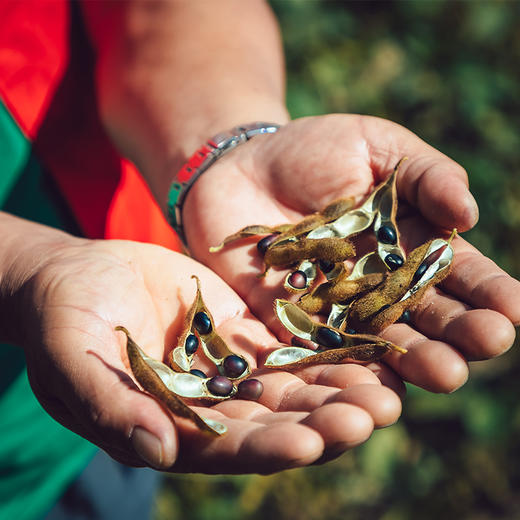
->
155 2 520 519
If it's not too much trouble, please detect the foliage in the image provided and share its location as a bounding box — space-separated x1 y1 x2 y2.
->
155 2 520 518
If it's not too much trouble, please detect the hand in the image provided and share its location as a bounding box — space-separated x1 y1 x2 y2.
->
182 114 520 394
15 234 401 473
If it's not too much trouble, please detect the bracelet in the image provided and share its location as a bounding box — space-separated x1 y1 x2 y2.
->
167 122 280 244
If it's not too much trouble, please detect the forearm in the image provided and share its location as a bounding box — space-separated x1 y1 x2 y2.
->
0 212 78 345
82 0 290 210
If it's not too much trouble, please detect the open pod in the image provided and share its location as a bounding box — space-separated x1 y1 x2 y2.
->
169 276 251 380
263 237 356 272
265 343 393 369
274 299 406 354
117 326 227 436
298 252 386 316
209 197 355 253
305 158 407 271
346 230 457 333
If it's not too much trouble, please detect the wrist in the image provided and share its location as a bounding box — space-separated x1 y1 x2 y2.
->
155 103 289 212
167 121 284 244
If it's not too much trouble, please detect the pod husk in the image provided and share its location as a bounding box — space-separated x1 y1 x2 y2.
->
117 326 226 436
298 271 384 314
265 343 393 369
373 158 407 267
264 237 355 272
209 224 291 253
347 234 455 333
209 198 355 253
298 252 387 315
274 300 406 354
170 276 250 380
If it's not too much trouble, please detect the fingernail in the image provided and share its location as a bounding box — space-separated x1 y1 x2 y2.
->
463 193 479 228
131 426 163 468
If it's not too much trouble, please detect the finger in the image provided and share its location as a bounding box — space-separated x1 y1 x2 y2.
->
365 118 479 231
28 381 146 467
255 363 382 412
295 363 382 387
172 417 324 474
364 362 407 399
381 323 469 393
412 288 516 360
300 402 374 450
48 329 181 470
441 238 520 326
325 384 402 428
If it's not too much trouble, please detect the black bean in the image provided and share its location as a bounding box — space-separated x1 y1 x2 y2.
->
377 225 397 245
315 327 343 349
236 379 264 400
412 261 428 284
189 369 207 378
257 234 279 255
206 376 233 397
193 312 212 334
319 260 335 273
222 355 248 379
287 270 307 289
184 334 199 355
385 253 404 271
398 310 411 323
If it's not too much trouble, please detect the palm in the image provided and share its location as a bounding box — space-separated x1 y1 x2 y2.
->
23 238 399 473
183 114 520 394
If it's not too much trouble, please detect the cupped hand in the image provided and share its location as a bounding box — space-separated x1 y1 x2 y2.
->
16 235 400 473
182 114 520 394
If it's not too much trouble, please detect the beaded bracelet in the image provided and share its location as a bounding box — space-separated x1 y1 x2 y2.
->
167 122 280 244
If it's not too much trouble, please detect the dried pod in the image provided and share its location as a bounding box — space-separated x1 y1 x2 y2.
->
274 300 406 354
284 260 317 293
209 224 290 253
169 276 251 380
265 343 393 369
117 326 227 436
210 198 355 253
298 252 386 316
305 169 396 241
306 158 408 271
373 157 407 269
347 231 456 333
263 237 355 272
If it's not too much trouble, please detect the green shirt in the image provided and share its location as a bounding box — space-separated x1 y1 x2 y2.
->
0 101 96 520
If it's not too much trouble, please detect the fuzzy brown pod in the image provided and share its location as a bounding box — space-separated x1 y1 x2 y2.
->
346 231 456 334
117 326 227 436
298 256 386 315
209 198 355 253
169 276 250 380
274 300 406 355
264 343 392 369
304 158 407 272
263 237 355 273
208 224 292 253
373 157 407 270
